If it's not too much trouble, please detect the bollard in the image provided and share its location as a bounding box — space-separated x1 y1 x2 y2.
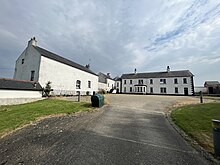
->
199 91 203 103
77 91 80 102
212 119 220 156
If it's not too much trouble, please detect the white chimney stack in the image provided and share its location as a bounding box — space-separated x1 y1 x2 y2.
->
167 66 170 72
134 68 137 74
28 37 37 46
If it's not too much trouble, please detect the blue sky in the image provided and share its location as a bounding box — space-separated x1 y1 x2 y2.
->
0 0 220 85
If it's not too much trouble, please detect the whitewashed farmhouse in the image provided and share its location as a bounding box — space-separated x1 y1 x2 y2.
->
14 37 98 95
119 66 195 95
98 72 115 93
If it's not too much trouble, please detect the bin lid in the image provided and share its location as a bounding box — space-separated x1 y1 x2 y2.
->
212 119 220 129
95 93 104 99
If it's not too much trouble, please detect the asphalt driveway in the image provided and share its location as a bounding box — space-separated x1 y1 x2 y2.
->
0 95 211 164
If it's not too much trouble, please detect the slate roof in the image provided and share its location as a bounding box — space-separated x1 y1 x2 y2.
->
98 72 114 83
121 70 193 79
204 81 219 86
0 78 42 91
34 46 97 76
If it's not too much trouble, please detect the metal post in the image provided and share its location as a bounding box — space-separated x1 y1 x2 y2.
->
77 91 80 102
199 91 203 103
212 119 220 156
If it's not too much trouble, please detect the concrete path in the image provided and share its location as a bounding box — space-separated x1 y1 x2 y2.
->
0 95 211 164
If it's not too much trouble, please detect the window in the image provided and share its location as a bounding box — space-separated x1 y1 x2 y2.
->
117 82 119 87
88 81 91 88
140 87 142 92
130 80 132 84
160 79 166 84
108 83 109 87
174 78 178 84
150 79 153 84
150 87 153 93
124 80 126 84
175 87 178 94
21 59 24 64
130 87 132 92
143 87 145 92
183 78 187 84
124 87 126 92
30 70 35 81
138 79 143 84
76 80 81 89
160 87 167 93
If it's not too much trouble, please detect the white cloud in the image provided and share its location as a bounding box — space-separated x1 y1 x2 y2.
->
0 0 220 85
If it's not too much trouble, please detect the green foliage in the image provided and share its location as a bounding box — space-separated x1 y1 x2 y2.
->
0 99 92 135
171 103 220 153
44 81 52 97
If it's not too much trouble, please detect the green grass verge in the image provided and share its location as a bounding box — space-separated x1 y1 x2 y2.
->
171 103 220 153
0 98 92 136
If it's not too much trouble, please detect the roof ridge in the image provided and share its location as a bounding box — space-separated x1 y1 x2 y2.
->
122 69 190 75
0 78 39 83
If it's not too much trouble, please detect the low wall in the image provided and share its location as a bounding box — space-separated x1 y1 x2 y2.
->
0 89 42 99
0 98 45 105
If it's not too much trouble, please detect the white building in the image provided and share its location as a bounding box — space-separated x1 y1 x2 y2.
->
0 78 42 99
14 37 98 95
114 77 122 93
98 72 115 93
119 66 195 95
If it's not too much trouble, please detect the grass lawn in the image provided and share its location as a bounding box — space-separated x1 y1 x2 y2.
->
0 98 92 136
171 103 220 154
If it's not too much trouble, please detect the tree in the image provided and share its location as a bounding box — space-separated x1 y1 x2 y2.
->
44 81 52 97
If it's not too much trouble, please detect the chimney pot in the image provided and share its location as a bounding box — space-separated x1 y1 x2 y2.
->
167 66 170 72
28 37 37 46
134 68 137 74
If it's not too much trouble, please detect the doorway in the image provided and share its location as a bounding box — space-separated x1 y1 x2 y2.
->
184 88 188 96
208 87 214 94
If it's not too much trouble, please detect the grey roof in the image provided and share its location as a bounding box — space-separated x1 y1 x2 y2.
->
121 70 193 79
34 46 97 76
0 78 42 91
98 72 114 83
204 81 219 86
114 76 121 81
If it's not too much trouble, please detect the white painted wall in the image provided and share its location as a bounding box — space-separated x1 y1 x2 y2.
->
98 79 115 92
98 82 107 91
122 77 193 95
13 45 41 81
106 78 115 92
0 89 42 98
39 56 98 95
115 80 121 93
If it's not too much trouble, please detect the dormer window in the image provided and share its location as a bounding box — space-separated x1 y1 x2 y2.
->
22 59 24 64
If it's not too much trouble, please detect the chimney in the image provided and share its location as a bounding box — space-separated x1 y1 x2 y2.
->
28 37 37 47
167 66 170 72
107 73 110 78
85 64 90 69
134 68 137 74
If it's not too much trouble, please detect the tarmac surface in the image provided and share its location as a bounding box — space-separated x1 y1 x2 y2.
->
0 94 211 164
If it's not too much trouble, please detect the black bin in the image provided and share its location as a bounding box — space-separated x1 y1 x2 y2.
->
212 119 220 156
91 94 104 107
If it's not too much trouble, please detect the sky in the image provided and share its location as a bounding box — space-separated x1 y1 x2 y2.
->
0 0 220 86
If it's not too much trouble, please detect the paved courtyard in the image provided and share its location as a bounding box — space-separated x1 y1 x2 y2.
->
0 95 211 164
